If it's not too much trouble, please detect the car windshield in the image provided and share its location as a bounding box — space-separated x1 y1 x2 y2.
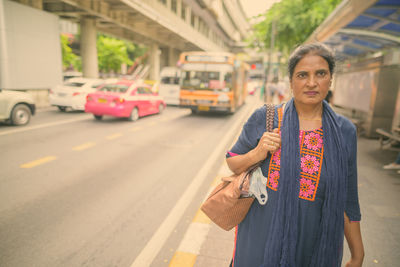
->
99 84 130 93
64 82 85 87
181 71 232 90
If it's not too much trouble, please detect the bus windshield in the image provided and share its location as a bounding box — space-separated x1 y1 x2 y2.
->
181 71 232 90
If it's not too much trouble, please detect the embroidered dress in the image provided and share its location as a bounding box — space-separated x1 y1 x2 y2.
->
227 104 361 267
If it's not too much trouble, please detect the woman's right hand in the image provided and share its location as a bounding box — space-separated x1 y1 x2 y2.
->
251 128 281 162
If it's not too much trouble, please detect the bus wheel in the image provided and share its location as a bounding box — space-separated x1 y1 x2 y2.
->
190 108 198 114
229 106 236 114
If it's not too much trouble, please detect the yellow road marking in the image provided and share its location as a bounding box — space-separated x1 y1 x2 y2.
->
72 142 96 151
168 251 197 267
146 121 157 127
20 156 57 168
192 209 211 224
106 133 123 140
160 117 172 122
130 126 143 132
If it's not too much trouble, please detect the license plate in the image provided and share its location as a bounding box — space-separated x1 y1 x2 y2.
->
98 98 107 103
198 105 210 111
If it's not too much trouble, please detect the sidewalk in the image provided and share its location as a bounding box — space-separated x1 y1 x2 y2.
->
180 137 400 267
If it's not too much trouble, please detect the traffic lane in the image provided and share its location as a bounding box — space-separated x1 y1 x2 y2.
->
0 106 201 211
0 107 190 179
0 105 247 267
0 105 186 138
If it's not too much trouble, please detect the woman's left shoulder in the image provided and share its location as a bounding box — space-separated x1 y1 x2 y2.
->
335 114 357 138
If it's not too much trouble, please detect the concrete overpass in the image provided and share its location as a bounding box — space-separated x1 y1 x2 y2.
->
6 0 250 81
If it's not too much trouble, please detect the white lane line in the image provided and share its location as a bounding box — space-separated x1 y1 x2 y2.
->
130 103 254 267
177 223 211 254
0 116 91 136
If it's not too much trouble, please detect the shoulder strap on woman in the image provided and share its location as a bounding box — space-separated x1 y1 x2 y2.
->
265 104 275 132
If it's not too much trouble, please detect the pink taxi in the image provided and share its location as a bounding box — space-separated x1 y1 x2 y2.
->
85 80 165 121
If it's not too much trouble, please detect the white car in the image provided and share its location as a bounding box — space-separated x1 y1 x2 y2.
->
49 78 105 111
0 89 35 125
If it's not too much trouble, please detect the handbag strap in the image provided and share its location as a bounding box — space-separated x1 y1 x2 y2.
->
246 103 275 170
265 103 275 132
239 103 276 191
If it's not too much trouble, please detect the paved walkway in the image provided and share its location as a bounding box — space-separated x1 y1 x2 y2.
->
170 136 400 267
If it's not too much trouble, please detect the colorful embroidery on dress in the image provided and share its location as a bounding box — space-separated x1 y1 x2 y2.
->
266 108 324 201
298 128 323 201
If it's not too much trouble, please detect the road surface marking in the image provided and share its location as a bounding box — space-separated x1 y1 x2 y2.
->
106 133 123 140
168 172 225 267
130 101 254 267
0 116 91 136
130 126 143 132
20 156 57 168
72 142 96 151
168 251 197 267
176 223 211 255
192 209 211 224
168 108 252 266
146 121 157 127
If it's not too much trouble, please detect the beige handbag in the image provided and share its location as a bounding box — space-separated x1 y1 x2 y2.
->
201 104 275 231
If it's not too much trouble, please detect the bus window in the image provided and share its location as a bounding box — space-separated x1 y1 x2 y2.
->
181 71 232 90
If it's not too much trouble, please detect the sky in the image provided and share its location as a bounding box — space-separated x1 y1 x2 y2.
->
239 0 281 18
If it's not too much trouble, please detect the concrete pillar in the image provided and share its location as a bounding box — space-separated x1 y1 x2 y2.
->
160 47 168 70
80 18 98 78
149 43 160 81
168 47 174 66
167 47 180 66
166 0 171 9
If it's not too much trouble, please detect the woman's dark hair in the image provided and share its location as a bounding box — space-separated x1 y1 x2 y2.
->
288 43 335 81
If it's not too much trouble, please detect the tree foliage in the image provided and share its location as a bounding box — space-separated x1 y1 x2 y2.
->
61 34 81 71
97 35 133 73
249 0 342 55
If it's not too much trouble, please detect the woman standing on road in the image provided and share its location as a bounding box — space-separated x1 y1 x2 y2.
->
226 43 364 267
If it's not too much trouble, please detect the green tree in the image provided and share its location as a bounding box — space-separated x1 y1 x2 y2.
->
61 34 81 71
249 0 342 55
97 35 133 73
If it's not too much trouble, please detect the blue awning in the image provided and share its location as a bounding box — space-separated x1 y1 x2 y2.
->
307 0 400 58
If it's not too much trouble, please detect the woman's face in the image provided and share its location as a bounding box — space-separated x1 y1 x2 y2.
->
290 54 331 106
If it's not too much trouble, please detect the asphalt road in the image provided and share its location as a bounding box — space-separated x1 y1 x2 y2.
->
0 97 259 267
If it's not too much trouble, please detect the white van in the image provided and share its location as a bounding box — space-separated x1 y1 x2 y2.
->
159 67 181 106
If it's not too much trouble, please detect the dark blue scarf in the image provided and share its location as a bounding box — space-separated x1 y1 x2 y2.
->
262 98 348 267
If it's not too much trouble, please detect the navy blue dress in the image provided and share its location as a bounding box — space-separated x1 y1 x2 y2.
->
227 104 361 267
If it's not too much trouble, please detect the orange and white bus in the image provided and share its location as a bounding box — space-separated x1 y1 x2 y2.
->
178 51 249 113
